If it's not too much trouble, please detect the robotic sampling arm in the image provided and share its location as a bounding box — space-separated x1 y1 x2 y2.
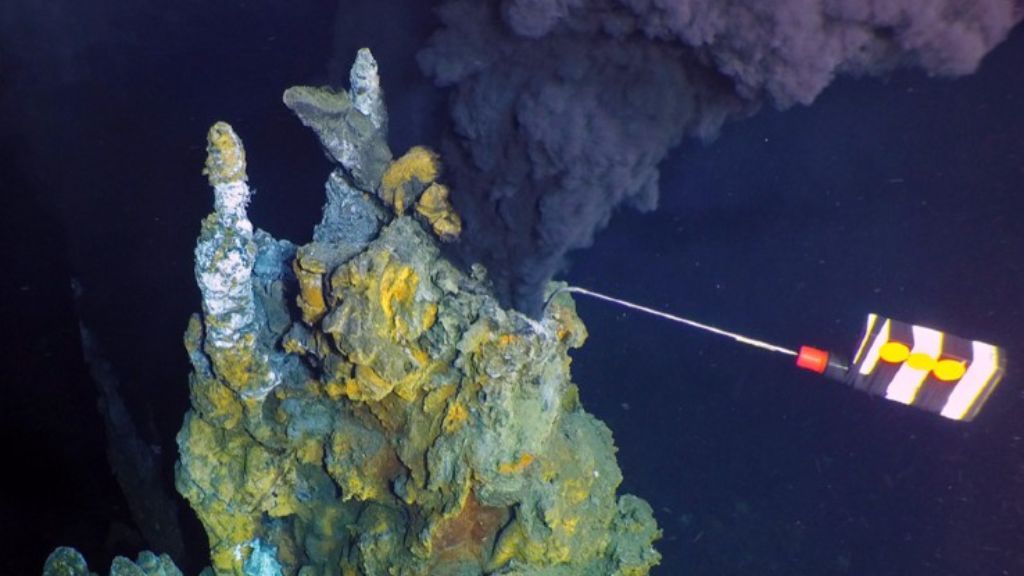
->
563 287 1005 422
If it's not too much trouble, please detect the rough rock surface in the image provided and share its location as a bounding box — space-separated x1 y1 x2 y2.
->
45 50 660 576
283 49 392 194
43 547 183 576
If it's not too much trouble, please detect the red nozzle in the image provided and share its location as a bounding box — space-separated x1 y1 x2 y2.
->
796 346 829 374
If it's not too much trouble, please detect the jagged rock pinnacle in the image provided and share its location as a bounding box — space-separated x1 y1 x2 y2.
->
283 48 392 192
350 48 388 133
195 122 258 350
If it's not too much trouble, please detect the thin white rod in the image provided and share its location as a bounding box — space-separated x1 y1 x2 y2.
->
565 286 798 356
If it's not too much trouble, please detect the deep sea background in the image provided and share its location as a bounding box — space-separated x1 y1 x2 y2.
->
1 1 1022 575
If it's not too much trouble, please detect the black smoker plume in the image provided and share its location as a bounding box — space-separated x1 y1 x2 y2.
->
418 0 1022 317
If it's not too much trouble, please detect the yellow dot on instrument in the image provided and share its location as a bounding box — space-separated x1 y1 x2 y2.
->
907 352 936 371
933 359 967 382
879 341 910 363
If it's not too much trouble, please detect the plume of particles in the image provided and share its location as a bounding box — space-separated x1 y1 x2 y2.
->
419 0 1022 316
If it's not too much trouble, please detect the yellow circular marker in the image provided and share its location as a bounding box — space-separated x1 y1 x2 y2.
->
879 341 911 363
907 352 936 371
933 359 967 382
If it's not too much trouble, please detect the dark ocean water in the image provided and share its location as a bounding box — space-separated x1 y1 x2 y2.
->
569 29 1024 575
1 1 1021 575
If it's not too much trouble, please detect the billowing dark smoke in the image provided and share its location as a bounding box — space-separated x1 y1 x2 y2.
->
420 0 1021 316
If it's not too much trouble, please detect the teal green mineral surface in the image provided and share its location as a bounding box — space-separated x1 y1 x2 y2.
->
43 547 183 576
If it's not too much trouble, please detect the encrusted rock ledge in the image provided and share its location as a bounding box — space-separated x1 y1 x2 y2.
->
44 49 660 576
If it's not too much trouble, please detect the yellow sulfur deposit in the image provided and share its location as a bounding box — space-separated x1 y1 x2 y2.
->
203 121 247 185
415 183 462 241
379 146 441 214
293 248 329 325
497 452 535 475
